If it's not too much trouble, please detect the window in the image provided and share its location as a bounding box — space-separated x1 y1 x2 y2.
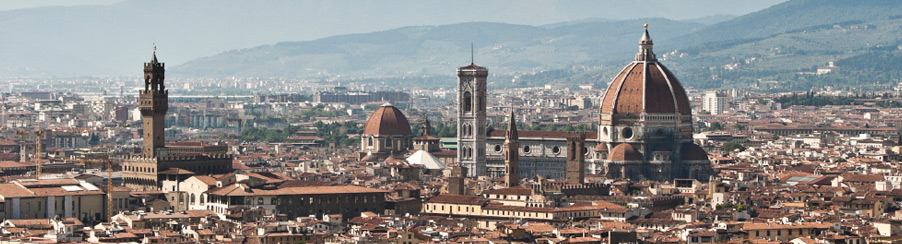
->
552 146 560 154
621 127 633 139
478 96 484 112
523 146 530 153
463 92 472 113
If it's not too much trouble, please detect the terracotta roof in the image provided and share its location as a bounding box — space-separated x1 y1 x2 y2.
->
742 222 833 231
608 143 643 161
206 184 387 196
483 186 532 196
841 173 883 182
594 143 608 152
458 63 487 70
680 143 709 161
193 175 217 186
16 178 79 186
159 168 195 175
363 104 411 136
0 161 33 168
427 194 486 205
167 141 209 147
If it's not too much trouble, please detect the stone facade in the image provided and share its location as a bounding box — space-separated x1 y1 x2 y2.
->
457 63 488 177
124 51 232 191
595 27 713 182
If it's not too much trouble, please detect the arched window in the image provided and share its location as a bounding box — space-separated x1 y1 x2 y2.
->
477 95 484 112
463 92 472 112
258 197 264 204
190 194 196 204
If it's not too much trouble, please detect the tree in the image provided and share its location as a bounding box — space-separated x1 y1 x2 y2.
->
721 142 746 152
706 122 724 131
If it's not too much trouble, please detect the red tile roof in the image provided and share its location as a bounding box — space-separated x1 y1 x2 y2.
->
609 143 642 161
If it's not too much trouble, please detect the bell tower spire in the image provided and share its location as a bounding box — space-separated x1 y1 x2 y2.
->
504 110 520 187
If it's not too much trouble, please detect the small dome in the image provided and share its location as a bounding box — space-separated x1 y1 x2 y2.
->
680 143 709 161
608 143 643 161
363 104 411 136
594 143 608 152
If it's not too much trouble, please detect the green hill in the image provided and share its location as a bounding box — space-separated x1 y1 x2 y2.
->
514 0 902 90
172 19 704 78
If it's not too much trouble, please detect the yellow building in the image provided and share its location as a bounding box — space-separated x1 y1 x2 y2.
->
423 194 635 229
742 222 834 241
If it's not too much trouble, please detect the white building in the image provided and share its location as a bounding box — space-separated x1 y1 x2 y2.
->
702 90 728 115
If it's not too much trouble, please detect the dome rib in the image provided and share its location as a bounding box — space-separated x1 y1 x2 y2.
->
608 143 643 161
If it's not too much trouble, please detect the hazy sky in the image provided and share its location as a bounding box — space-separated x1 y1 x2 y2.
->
0 0 791 76
0 0 123 11
2 0 788 21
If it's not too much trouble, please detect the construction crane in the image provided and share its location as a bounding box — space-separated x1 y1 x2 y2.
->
79 158 114 222
17 129 44 179
106 160 113 222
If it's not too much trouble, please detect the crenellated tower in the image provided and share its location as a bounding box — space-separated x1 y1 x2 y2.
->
139 46 168 157
566 133 586 185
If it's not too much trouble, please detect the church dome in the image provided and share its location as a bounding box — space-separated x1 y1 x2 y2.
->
680 143 709 161
363 103 411 136
599 25 691 116
593 143 609 152
608 143 643 161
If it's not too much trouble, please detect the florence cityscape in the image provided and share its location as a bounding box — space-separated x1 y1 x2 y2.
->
0 0 901 243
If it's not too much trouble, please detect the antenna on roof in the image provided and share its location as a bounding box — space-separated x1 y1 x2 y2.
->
470 43 474 65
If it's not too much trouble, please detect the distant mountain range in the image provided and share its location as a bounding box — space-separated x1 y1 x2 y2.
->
173 0 902 90
172 19 706 78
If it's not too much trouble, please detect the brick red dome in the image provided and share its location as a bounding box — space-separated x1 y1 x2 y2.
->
608 143 643 161
599 28 691 116
680 143 709 161
363 104 411 136
594 143 608 152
